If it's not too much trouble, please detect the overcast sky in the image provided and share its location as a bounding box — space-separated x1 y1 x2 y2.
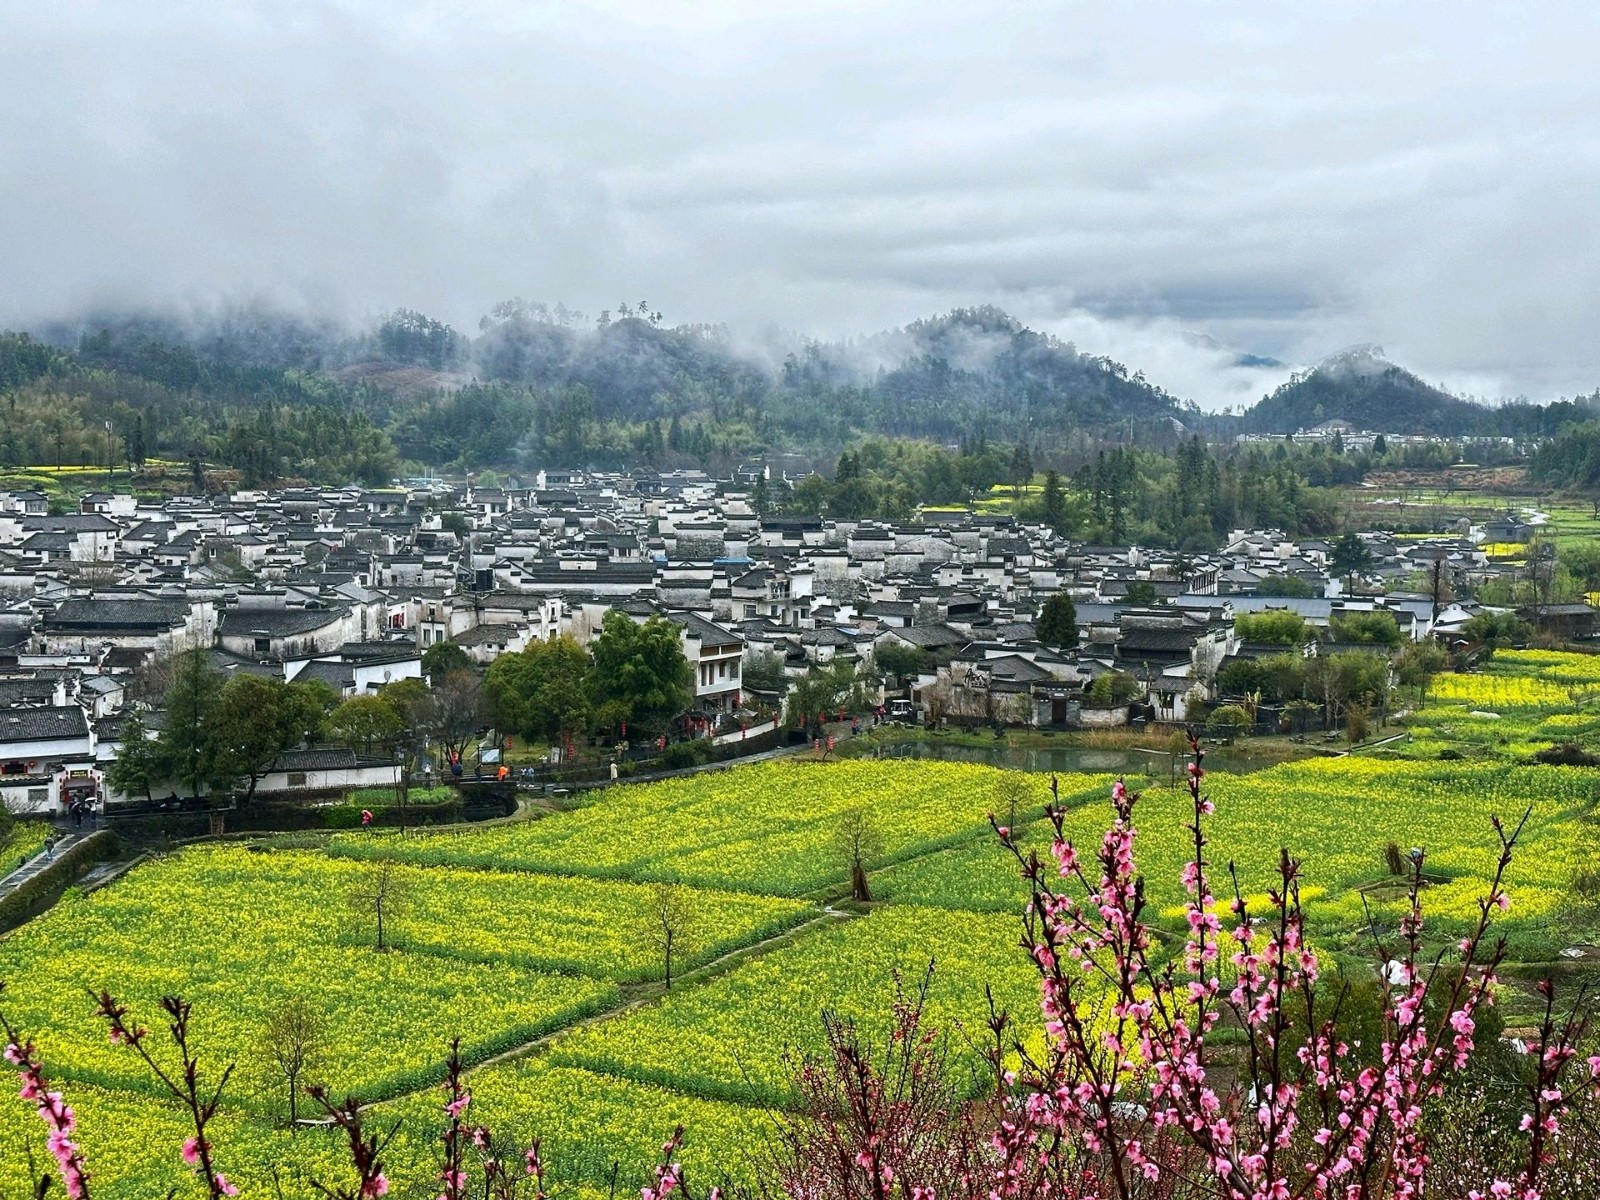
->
3 1 1599 410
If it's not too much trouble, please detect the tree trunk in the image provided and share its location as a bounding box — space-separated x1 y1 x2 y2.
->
852 858 872 902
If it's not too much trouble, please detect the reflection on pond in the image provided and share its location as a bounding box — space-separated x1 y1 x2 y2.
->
861 739 1275 779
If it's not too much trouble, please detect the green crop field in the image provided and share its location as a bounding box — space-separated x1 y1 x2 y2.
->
327 759 1109 897
0 653 1595 1197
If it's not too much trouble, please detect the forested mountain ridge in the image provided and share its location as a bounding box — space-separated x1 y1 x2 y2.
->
0 304 1201 481
2 303 1595 488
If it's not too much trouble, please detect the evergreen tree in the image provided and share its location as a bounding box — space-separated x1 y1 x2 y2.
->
1037 593 1078 649
157 647 225 796
1041 469 1064 532
106 711 161 801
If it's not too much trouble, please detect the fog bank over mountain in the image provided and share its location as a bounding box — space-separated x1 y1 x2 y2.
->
4 3 1600 408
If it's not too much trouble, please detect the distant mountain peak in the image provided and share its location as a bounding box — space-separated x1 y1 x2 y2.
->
1315 344 1393 378
1241 346 1481 436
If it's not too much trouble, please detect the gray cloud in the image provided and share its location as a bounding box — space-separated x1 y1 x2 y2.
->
3 1 1600 407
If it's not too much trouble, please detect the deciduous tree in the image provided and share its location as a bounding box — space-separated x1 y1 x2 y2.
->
258 996 324 1131
589 611 693 737
485 635 593 751
640 882 695 989
347 860 409 952
836 806 881 902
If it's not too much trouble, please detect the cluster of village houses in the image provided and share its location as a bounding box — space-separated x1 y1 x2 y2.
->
0 467 1587 816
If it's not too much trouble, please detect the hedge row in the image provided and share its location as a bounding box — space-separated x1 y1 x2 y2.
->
0 830 122 932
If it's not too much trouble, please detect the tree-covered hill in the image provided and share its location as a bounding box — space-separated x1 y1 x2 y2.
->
1239 347 1486 435
4 303 1204 479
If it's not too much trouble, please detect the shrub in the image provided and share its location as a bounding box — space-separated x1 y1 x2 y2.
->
1532 742 1599 767
1205 704 1250 740
1235 609 1309 645
659 740 713 770
1346 704 1371 743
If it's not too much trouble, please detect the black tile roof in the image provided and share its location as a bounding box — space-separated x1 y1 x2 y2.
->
43 598 191 632
0 706 90 744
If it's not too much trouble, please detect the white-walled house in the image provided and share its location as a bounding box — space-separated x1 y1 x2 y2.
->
252 748 399 796
0 707 100 814
36 595 217 658
671 612 745 714
217 605 363 661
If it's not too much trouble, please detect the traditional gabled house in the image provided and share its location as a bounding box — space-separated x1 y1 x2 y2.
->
453 622 534 664
252 747 399 797
286 642 423 696
37 594 216 658
669 611 745 716
20 514 120 563
217 603 362 662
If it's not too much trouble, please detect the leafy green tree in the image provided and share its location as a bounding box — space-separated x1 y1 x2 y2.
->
786 658 860 735
1041 469 1065 531
1255 652 1308 702
1329 611 1403 647
421 641 471 679
1215 659 1261 698
486 634 594 748
1307 650 1391 727
1461 610 1528 648
740 651 788 697
1395 641 1449 705
871 642 927 684
208 675 335 805
589 612 694 737
378 677 430 732
1234 610 1309 646
1219 653 1306 703
1558 541 1600 592
1085 671 1140 708
327 694 406 755
1036 594 1079 649
1123 581 1159 606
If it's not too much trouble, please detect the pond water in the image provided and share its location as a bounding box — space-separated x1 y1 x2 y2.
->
863 739 1277 779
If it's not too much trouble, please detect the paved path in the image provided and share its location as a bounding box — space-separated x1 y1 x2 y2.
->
0 829 89 898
